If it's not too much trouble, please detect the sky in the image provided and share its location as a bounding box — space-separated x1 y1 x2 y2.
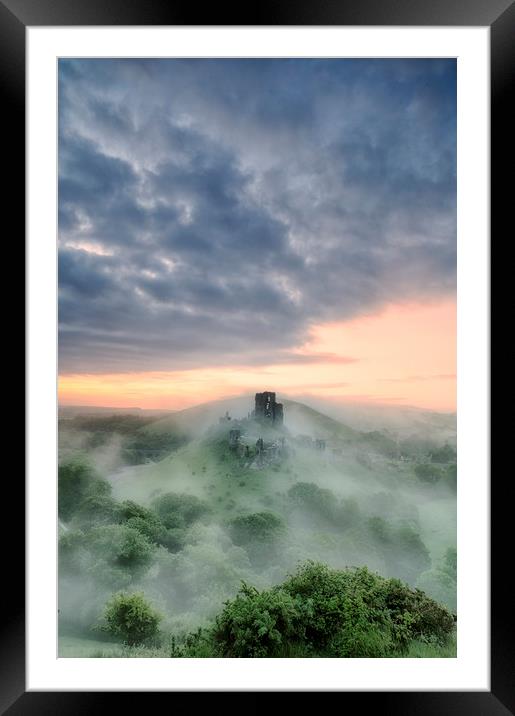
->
58 59 456 412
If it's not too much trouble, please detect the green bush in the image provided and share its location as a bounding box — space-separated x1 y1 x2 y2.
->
58 458 111 521
383 577 455 644
228 511 285 546
368 518 431 584
287 482 338 523
414 463 443 484
116 500 184 549
339 497 361 527
430 444 456 464
102 592 162 646
394 524 431 584
358 431 400 458
151 492 209 529
212 582 304 657
416 547 457 611
58 530 86 573
122 431 188 465
207 561 455 658
443 547 457 580
83 524 155 584
280 562 390 653
444 463 457 491
74 494 120 526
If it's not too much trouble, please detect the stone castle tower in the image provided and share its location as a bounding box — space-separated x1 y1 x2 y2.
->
254 391 283 425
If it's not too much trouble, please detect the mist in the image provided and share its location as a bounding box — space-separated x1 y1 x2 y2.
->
58 393 457 656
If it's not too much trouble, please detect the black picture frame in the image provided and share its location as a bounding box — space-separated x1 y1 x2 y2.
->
6 0 508 712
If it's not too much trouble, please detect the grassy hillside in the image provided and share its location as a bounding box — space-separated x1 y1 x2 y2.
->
58 396 456 657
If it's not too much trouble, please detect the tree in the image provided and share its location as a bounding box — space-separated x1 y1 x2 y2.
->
287 482 338 523
228 511 285 546
102 592 161 646
151 492 209 529
430 444 457 464
58 457 112 522
83 524 155 585
209 561 455 658
414 462 443 484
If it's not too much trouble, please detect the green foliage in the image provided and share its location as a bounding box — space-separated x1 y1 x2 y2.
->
58 457 111 522
287 483 359 529
443 547 457 580
339 497 361 527
74 494 120 526
115 500 182 549
416 546 457 610
101 592 161 646
122 431 188 464
383 577 455 643
399 436 438 459
394 524 431 583
288 482 338 522
207 561 455 658
368 516 392 543
90 525 154 570
212 583 305 657
67 414 158 434
444 463 457 491
430 444 456 464
117 500 154 522
414 463 443 484
368 518 431 584
327 622 394 657
151 492 209 529
58 530 86 573
280 562 391 655
228 512 285 546
358 431 400 458
68 524 156 586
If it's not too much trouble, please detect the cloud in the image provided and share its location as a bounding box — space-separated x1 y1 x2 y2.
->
58 59 456 374
378 374 456 383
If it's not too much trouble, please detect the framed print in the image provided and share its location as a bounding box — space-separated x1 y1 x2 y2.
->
5 0 509 711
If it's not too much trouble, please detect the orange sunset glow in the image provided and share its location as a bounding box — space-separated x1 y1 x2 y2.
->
59 298 456 412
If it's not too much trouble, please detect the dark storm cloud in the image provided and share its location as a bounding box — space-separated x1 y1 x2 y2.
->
58 59 456 373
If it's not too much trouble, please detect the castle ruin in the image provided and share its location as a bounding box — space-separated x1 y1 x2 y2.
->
254 391 284 426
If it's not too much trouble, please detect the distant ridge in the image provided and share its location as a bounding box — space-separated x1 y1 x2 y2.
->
59 405 175 418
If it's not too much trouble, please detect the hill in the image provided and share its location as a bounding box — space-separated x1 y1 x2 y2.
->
142 394 358 442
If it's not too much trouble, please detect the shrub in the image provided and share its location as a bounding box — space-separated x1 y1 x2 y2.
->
83 524 155 584
358 431 399 458
102 592 161 646
287 482 339 524
118 500 165 538
383 577 455 644
444 463 457 491
430 444 457 464
151 492 209 529
58 530 86 573
393 525 431 584
228 512 285 546
58 458 111 521
280 562 390 653
327 622 394 657
178 561 456 658
416 569 456 612
416 546 457 611
212 583 304 657
368 518 431 584
414 463 443 484
443 547 457 580
74 494 120 526
339 497 361 527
